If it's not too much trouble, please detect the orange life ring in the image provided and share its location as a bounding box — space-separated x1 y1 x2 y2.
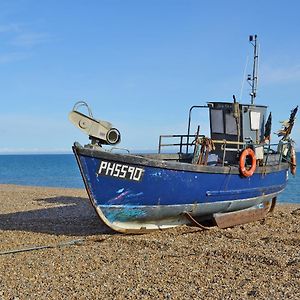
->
239 148 257 177
290 146 296 175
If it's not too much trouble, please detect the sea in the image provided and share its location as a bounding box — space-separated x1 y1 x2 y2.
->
0 154 299 204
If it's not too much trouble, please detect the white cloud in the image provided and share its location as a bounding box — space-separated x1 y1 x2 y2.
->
0 22 52 64
0 113 77 153
11 32 51 47
0 52 29 64
261 64 300 84
0 23 22 33
0 147 71 154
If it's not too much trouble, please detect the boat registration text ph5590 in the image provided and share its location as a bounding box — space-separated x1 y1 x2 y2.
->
98 160 145 182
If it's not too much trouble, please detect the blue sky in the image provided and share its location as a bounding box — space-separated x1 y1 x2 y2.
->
0 0 299 153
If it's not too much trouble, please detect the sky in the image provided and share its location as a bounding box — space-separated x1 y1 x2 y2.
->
0 0 300 153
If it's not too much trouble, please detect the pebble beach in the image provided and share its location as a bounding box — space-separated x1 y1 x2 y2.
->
0 184 299 299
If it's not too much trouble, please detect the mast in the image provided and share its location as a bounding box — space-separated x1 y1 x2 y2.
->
248 35 258 104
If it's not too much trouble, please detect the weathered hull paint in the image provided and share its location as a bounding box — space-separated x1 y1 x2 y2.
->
73 145 288 233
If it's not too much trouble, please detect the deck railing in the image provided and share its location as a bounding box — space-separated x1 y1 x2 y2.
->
158 134 292 167
158 134 204 154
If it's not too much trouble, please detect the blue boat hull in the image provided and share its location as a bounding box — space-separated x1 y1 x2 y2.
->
73 145 288 233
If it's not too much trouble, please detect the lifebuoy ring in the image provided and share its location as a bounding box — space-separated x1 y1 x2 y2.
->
239 148 257 177
290 146 296 175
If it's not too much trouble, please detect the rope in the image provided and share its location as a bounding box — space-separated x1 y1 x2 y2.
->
0 239 85 256
197 138 215 165
184 212 211 230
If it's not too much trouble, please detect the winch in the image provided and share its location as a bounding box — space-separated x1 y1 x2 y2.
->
69 101 121 146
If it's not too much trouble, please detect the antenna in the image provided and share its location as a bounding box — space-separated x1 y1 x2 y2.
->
247 35 259 105
239 55 249 103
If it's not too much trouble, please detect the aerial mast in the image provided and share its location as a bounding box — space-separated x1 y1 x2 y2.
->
248 34 258 105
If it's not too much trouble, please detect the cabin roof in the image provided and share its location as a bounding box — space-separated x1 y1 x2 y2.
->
207 101 267 109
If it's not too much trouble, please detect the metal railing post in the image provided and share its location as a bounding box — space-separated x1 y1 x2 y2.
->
186 105 208 154
222 140 227 166
158 136 162 153
179 136 183 153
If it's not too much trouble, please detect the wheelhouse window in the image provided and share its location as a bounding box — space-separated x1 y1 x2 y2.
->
250 111 261 130
210 109 224 134
225 112 237 135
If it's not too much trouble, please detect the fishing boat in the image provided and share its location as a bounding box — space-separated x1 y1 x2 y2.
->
69 35 297 233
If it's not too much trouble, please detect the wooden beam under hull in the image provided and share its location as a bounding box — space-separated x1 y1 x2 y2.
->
213 198 276 229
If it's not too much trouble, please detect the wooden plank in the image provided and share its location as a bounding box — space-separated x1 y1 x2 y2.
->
213 204 269 229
